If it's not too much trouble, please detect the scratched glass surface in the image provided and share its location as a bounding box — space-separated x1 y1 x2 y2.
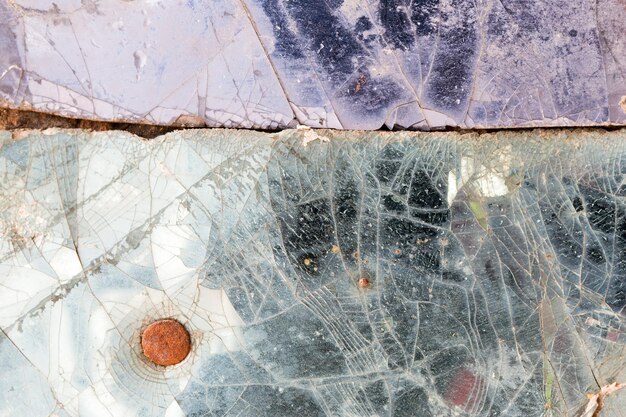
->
1 128 626 417
1 0 625 129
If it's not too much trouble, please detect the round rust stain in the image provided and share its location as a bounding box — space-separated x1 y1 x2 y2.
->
358 277 370 289
141 319 191 366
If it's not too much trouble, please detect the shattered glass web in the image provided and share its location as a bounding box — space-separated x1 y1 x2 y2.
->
0 128 626 416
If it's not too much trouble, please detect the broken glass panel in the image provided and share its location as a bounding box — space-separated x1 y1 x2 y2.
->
1 128 625 416
0 0 625 129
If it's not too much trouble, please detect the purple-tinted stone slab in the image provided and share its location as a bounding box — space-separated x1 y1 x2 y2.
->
0 0 624 129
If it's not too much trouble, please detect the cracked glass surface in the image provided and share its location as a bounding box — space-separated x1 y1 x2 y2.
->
0 0 625 129
1 128 626 416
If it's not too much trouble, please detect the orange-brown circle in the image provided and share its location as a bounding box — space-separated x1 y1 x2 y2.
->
358 277 370 288
141 319 191 366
